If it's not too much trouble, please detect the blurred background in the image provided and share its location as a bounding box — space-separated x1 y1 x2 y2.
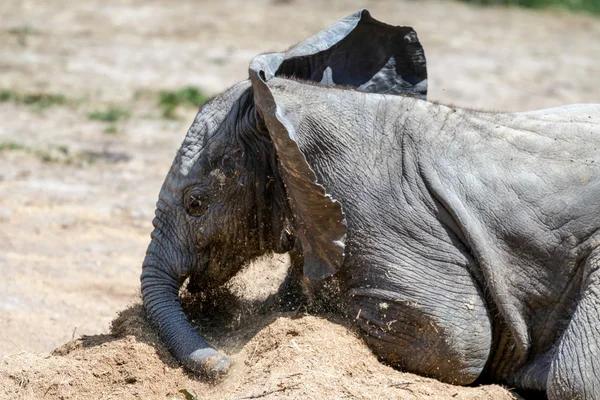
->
0 0 599 356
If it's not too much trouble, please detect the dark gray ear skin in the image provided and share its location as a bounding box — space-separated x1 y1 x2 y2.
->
254 9 427 98
250 70 346 280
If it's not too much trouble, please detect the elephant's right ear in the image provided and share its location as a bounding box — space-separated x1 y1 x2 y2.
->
252 9 427 98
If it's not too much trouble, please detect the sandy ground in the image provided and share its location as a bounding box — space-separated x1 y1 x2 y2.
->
0 0 599 398
1 305 518 400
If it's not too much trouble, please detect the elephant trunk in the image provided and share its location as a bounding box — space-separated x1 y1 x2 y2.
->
140 234 231 376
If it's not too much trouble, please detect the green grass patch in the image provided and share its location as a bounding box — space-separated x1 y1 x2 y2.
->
458 0 600 14
0 89 69 111
0 142 27 151
0 141 130 165
158 86 210 118
0 141 73 163
21 93 66 109
6 25 39 36
0 90 14 102
88 106 130 122
6 25 40 46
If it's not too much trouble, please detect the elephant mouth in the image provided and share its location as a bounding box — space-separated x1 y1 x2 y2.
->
195 245 244 289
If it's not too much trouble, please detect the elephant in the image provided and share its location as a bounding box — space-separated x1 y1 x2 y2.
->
140 9 600 399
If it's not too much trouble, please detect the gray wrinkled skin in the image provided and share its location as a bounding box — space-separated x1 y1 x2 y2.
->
140 10 600 399
269 81 600 399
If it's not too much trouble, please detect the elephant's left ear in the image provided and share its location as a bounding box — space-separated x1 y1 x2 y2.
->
252 9 427 98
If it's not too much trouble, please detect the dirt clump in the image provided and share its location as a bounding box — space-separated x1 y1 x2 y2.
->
1 302 517 400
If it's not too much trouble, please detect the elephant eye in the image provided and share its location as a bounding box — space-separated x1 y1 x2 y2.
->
186 193 209 217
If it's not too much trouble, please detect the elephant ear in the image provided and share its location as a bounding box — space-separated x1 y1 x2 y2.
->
253 9 427 97
250 70 346 280
249 10 426 279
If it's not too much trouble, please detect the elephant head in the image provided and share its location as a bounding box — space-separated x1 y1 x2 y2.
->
140 9 427 376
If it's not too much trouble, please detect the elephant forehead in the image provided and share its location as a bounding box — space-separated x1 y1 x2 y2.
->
174 80 252 177
177 118 220 177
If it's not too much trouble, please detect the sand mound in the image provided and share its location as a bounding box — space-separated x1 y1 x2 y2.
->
1 302 517 400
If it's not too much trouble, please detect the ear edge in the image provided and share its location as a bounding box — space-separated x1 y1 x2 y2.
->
249 70 347 280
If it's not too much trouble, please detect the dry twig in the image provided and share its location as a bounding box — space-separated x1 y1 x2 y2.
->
235 382 301 399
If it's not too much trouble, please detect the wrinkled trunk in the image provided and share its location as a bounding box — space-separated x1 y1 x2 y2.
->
140 234 230 376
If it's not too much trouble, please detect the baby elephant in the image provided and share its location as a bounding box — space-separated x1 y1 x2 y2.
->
140 10 600 399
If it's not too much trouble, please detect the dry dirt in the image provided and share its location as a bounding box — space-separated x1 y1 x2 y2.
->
1 304 517 400
0 0 599 399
